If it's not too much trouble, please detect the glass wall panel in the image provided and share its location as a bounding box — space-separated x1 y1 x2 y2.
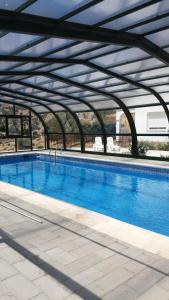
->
58 112 79 133
15 105 29 116
66 134 81 151
31 112 45 149
49 134 63 149
17 138 31 151
106 135 132 155
0 103 14 115
137 136 169 158
41 113 62 133
99 110 116 134
22 117 30 136
0 117 6 137
84 135 104 152
8 118 21 136
76 112 103 134
0 139 15 152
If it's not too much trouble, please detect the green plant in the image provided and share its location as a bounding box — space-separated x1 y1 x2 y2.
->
138 142 150 154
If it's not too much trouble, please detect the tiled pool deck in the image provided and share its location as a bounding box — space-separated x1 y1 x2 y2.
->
0 151 169 299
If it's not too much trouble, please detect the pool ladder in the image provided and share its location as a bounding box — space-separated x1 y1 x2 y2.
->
49 148 63 158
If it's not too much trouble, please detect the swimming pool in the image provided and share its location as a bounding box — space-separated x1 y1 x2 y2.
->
0 154 169 236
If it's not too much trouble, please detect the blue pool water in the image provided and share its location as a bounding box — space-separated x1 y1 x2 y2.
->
0 154 169 236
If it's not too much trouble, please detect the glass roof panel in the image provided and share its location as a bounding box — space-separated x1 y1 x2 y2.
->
48 42 98 58
112 58 164 74
146 28 169 46
103 0 169 30
54 65 91 77
128 66 169 81
122 94 158 106
68 0 142 25
75 72 109 83
76 45 124 60
0 33 39 55
91 100 118 109
129 16 169 34
154 86 169 93
0 0 26 10
92 48 149 67
114 89 148 98
0 62 19 70
20 38 73 56
24 0 86 19
140 77 169 86
48 104 65 111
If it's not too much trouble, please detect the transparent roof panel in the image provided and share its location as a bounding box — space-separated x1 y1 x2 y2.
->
128 66 169 81
68 0 142 25
92 48 149 67
0 33 40 55
146 28 169 46
114 89 149 98
48 104 65 111
0 61 19 71
24 0 87 19
0 0 26 11
54 65 91 77
76 45 124 60
154 86 169 93
122 94 158 106
129 16 169 34
75 72 109 84
48 41 98 58
112 58 165 74
91 100 118 110
20 38 73 56
103 0 169 30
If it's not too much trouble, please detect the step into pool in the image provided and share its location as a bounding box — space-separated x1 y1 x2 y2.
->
0 154 169 236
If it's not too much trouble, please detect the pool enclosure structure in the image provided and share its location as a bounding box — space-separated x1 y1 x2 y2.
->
0 0 169 159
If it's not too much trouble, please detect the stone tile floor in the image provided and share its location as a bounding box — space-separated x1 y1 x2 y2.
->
0 192 169 300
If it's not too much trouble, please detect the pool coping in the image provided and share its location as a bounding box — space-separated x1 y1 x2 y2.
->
1 149 169 170
0 156 169 259
0 150 169 259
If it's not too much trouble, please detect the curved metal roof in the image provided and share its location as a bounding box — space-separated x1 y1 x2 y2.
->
0 0 168 123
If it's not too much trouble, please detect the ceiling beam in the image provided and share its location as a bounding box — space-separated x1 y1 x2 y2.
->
0 9 141 46
0 9 169 66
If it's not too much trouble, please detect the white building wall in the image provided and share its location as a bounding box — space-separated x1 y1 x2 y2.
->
116 107 169 143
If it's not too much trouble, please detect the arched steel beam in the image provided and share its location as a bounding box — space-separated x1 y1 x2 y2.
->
0 10 169 65
2 55 167 124
0 86 85 152
18 81 107 153
0 72 138 156
0 90 66 150
1 55 168 127
46 73 138 157
86 62 169 124
0 98 48 150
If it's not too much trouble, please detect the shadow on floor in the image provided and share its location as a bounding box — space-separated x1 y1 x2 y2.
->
0 228 102 300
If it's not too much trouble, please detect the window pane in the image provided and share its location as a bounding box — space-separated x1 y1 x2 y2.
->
0 117 6 137
138 136 169 158
17 138 31 151
22 117 30 136
85 135 104 153
49 134 63 149
66 134 81 150
106 135 131 155
76 112 103 134
41 113 62 133
8 118 21 136
0 139 15 152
